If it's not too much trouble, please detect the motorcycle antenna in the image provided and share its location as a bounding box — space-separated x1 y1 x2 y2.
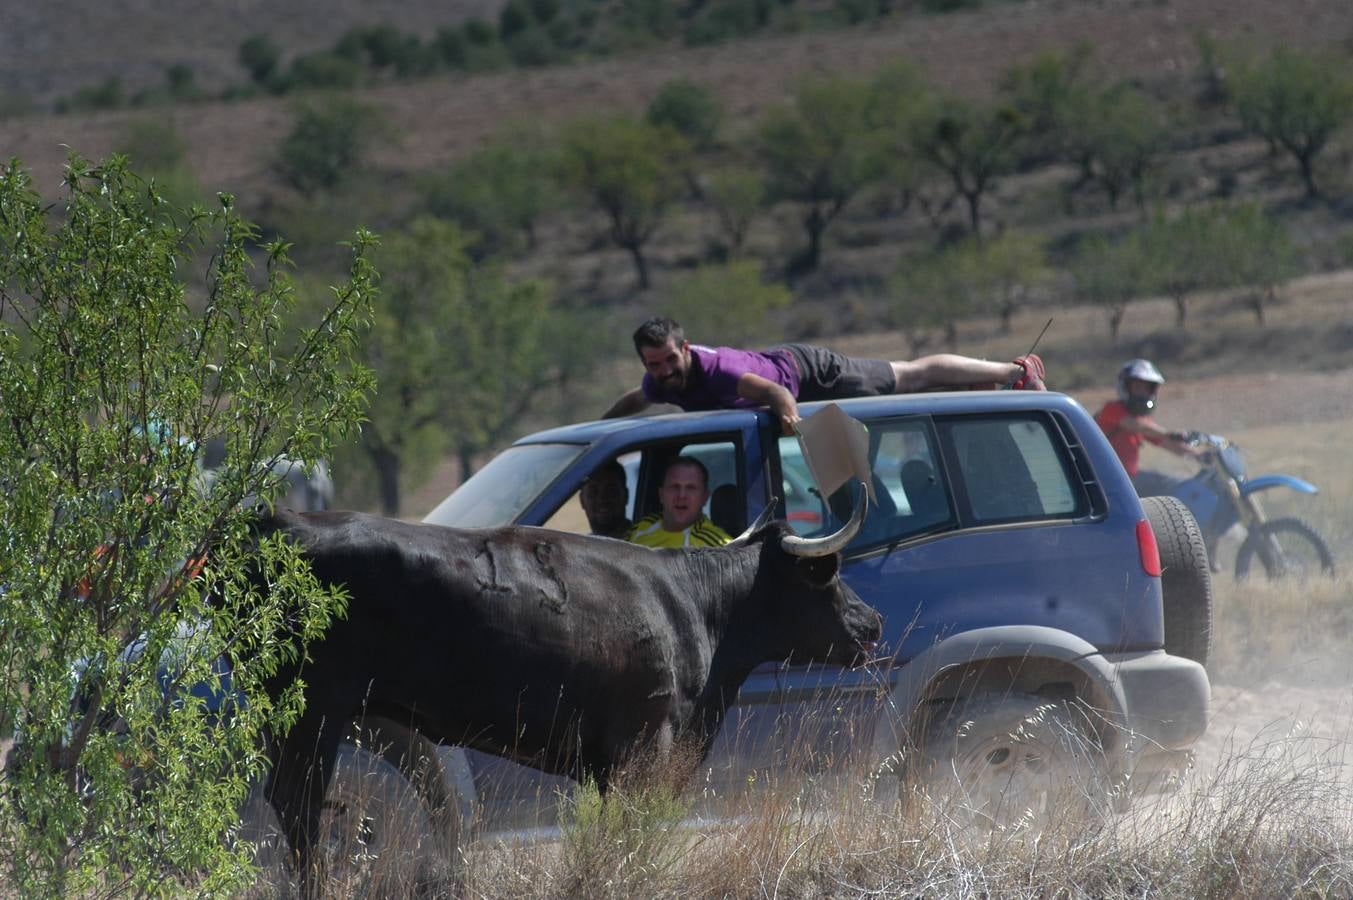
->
1007 317 1053 387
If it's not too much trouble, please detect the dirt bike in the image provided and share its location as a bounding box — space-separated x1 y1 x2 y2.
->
1159 432 1335 580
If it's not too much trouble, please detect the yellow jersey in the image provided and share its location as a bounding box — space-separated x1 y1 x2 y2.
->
627 513 731 548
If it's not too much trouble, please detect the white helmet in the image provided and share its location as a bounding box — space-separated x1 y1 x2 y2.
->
1116 358 1164 413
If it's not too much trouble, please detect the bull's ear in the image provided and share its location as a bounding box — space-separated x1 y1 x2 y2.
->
794 554 840 585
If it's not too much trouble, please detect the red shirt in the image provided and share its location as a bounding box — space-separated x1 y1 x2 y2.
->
1095 400 1164 477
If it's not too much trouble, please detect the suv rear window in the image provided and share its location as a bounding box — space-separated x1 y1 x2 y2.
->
941 415 1082 523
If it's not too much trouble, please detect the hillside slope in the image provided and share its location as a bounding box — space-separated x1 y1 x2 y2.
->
7 0 1353 197
0 0 500 104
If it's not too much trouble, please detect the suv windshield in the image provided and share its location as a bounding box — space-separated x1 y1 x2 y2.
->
424 443 584 527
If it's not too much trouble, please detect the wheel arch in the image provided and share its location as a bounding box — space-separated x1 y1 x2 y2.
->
870 626 1131 765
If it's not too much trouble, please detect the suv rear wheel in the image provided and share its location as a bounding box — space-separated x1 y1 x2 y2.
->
1140 496 1212 667
913 692 1106 833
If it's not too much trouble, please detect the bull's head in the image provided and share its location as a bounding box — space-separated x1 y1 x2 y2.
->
753 485 882 667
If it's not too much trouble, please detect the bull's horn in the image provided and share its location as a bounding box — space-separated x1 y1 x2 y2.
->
780 483 868 557
731 498 779 543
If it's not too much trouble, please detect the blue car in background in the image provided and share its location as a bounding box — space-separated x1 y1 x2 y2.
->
423 390 1213 832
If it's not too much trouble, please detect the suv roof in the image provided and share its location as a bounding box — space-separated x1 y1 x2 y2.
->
516 391 1086 446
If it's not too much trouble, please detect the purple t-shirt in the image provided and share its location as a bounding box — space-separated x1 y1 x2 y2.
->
641 345 800 411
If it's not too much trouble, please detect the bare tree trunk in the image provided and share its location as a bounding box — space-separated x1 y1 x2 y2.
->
371 445 401 518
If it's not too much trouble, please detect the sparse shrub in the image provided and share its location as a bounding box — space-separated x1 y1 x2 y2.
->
433 26 468 68
531 0 562 22
463 17 497 46
284 50 363 90
499 1 533 41
835 0 885 25
238 34 281 85
55 76 124 113
276 97 377 195
557 770 691 896
685 0 768 46
507 27 561 67
647 79 724 151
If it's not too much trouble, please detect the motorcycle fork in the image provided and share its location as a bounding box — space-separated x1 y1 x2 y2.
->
1232 481 1289 575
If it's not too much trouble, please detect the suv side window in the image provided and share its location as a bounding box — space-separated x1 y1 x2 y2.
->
941 415 1082 523
779 419 951 546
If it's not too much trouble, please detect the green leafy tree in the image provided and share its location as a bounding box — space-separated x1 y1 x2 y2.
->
1140 206 1227 329
343 217 467 515
1000 44 1095 165
0 155 374 895
664 259 791 346
1061 81 1170 210
891 245 980 352
864 61 928 221
1210 202 1298 325
971 230 1054 333
421 127 563 256
705 166 765 259
1231 46 1353 199
1071 230 1149 341
911 94 1021 237
559 115 690 290
757 74 882 275
276 96 378 195
347 217 572 512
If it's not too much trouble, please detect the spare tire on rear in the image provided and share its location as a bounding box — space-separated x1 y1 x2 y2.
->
1140 495 1212 667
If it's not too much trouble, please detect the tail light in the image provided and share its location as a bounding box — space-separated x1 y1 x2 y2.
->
1136 518 1162 576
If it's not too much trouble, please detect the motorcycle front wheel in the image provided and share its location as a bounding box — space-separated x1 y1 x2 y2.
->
1234 517 1336 580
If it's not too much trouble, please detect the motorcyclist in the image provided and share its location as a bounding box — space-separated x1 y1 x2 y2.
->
1095 359 1203 496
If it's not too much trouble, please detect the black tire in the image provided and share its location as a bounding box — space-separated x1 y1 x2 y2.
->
1235 517 1336 581
914 692 1107 833
1140 495 1212 668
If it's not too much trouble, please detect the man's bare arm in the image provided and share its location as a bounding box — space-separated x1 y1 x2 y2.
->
1118 415 1200 458
602 388 651 419
737 372 799 434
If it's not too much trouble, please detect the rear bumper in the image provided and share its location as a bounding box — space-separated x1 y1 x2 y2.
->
1104 649 1210 751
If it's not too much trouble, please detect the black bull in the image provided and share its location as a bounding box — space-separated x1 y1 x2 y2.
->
253 498 881 877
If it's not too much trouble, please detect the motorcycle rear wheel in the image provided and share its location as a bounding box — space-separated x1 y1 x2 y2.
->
1234 517 1335 580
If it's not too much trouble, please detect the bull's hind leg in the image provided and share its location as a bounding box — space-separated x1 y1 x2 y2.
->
266 712 344 898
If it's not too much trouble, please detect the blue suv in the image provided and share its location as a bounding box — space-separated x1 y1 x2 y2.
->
424 390 1212 831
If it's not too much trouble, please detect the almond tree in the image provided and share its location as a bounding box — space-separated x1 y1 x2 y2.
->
1231 46 1353 199
0 155 373 895
559 115 690 290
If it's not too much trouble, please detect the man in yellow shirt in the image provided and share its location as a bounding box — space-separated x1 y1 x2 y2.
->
627 456 732 548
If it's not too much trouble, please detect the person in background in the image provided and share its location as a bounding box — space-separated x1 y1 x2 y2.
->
627 456 731 548
604 317 1046 436
1095 358 1203 496
579 459 633 539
